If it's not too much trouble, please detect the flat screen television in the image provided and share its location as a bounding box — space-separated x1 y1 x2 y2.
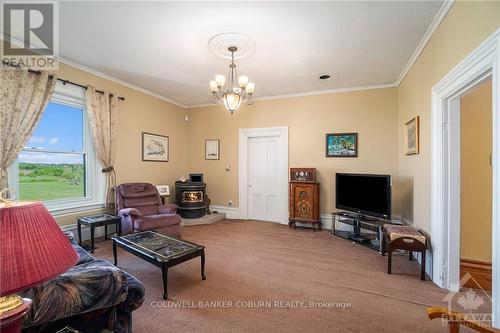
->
336 173 391 220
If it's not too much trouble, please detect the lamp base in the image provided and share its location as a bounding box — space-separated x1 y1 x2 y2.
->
0 295 23 314
0 297 32 333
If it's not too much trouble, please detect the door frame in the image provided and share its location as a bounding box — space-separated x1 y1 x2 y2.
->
431 29 499 326
239 126 289 224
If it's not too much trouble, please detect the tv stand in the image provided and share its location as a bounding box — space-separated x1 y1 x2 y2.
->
331 211 394 252
338 211 378 222
359 215 378 222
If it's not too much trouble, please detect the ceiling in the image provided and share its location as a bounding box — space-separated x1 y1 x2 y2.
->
59 1 445 107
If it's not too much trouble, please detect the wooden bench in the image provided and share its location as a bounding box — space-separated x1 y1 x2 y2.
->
381 224 427 281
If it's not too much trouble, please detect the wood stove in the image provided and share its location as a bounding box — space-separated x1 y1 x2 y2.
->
175 174 207 218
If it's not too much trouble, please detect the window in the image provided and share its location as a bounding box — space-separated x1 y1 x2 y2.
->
20 103 85 200
8 82 104 214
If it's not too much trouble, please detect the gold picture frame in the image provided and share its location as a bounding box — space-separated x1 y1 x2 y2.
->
404 116 420 155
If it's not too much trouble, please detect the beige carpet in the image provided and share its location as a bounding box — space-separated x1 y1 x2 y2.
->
93 220 456 333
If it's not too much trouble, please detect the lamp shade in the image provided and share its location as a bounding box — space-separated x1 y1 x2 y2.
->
246 82 255 94
214 75 225 88
223 92 242 113
237 75 248 88
209 80 218 92
0 202 78 296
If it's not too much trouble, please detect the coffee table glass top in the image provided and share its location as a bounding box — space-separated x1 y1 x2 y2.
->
117 231 200 260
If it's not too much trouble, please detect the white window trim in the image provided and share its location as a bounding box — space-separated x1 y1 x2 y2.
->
8 82 105 215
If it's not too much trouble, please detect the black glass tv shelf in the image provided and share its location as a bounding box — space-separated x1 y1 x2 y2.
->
331 211 394 252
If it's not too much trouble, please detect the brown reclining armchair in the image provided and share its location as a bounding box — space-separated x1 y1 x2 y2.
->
115 183 181 237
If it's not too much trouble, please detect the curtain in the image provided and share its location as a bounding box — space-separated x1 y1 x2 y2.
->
0 65 57 190
85 86 118 205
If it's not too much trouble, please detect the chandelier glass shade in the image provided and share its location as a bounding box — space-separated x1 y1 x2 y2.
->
209 46 255 114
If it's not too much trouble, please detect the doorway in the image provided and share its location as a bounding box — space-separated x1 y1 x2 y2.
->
430 30 499 327
239 127 288 224
460 78 493 291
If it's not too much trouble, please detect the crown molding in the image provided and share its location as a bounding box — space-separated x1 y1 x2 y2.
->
55 1 452 110
58 56 395 110
255 83 397 102
57 57 188 108
188 82 397 109
189 0 453 108
0 36 187 106
394 0 455 86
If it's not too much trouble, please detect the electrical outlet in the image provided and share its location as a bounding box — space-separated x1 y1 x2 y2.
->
228 200 233 206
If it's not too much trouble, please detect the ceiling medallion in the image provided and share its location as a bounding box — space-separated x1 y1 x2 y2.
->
208 34 256 114
208 33 256 60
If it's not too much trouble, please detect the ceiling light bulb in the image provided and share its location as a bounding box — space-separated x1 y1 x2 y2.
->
238 75 249 88
215 75 225 88
223 93 242 113
209 80 218 92
246 82 255 94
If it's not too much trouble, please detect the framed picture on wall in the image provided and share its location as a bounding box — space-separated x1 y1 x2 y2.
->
142 132 169 162
404 116 420 155
325 133 358 157
205 139 220 160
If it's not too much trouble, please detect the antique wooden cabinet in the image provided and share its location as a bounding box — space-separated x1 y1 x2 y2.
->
289 168 321 230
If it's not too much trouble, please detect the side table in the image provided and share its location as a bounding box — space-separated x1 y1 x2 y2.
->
159 193 170 205
77 214 121 253
381 224 428 281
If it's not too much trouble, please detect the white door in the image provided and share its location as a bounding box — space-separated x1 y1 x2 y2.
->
247 136 282 222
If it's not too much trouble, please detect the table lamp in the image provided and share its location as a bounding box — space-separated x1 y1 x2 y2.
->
0 201 79 333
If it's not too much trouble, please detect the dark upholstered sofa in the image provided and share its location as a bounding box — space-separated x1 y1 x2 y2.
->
115 182 182 237
21 238 145 333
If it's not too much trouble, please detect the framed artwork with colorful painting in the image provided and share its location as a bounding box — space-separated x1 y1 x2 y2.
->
325 133 358 157
404 116 419 155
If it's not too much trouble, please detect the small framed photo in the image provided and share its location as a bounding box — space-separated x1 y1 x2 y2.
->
205 139 220 160
142 132 169 162
404 116 420 155
156 185 170 196
325 133 358 157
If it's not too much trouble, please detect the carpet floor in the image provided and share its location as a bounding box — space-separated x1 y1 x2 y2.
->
93 220 460 333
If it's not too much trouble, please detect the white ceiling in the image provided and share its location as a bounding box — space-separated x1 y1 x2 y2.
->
59 1 445 107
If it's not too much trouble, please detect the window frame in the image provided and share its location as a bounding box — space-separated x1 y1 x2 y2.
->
8 82 105 215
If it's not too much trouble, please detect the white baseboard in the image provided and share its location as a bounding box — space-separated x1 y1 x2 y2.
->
210 205 240 219
206 208 395 238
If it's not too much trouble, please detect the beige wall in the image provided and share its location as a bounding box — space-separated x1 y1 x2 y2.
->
397 1 500 231
460 79 492 262
187 88 400 216
53 63 189 226
51 0 499 229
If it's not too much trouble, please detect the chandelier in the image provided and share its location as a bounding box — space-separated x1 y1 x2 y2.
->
209 46 255 114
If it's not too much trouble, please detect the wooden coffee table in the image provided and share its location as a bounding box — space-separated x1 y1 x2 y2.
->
112 231 206 299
